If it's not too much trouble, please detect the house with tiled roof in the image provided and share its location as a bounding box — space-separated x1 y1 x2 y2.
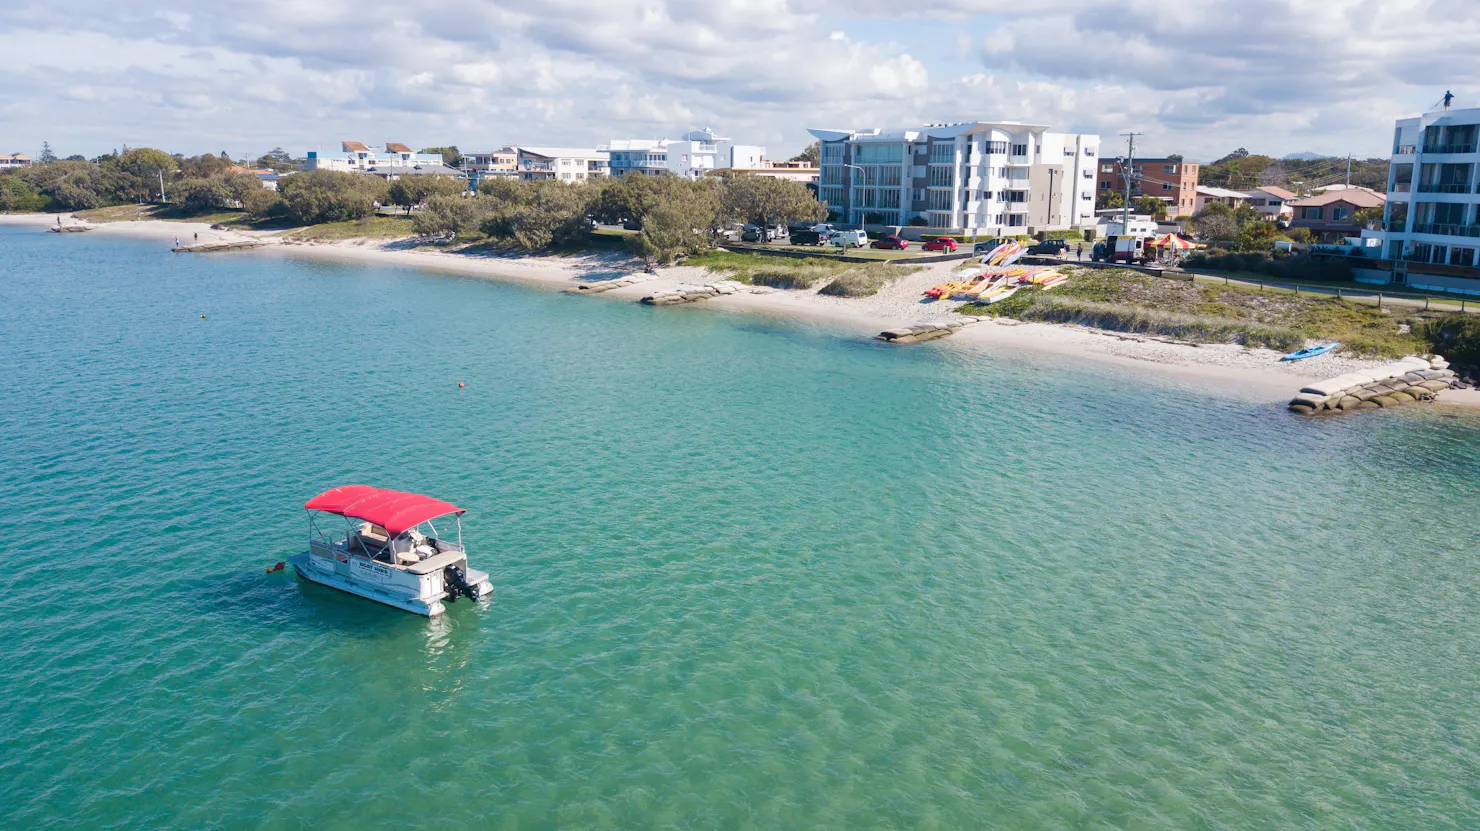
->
1243 185 1297 222
305 142 444 175
1289 186 1385 241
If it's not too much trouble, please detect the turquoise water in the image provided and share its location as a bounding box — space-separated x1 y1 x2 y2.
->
2 225 1479 829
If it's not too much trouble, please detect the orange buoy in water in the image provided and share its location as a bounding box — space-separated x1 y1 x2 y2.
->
458 382 465 389
267 561 285 573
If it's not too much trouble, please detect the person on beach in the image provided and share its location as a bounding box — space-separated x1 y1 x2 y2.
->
1076 243 1083 260
194 232 198 243
175 237 180 248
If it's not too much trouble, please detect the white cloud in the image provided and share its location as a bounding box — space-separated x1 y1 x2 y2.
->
0 0 1472 161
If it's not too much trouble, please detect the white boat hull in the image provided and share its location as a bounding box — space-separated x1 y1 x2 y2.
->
288 551 492 617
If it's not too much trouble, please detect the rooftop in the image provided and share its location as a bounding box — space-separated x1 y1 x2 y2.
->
1247 185 1298 200
385 142 412 153
1196 186 1249 199
519 146 610 160
1289 187 1386 208
342 141 370 152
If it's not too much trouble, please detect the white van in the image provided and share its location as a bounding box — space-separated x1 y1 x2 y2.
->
828 229 869 247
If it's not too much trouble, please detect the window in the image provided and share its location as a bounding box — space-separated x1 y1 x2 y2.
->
984 140 1007 155
1011 143 1028 156
1303 207 1324 220
821 186 846 206
1332 207 1348 221
1163 164 1177 174
928 190 951 210
1162 183 1173 191
1006 190 1026 203
821 143 845 163
857 143 905 164
928 166 954 187
911 188 924 202
1085 147 1095 156
928 143 956 164
1101 164 1114 173
1007 215 1025 227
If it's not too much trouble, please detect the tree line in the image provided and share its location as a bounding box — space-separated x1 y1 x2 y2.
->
412 172 823 263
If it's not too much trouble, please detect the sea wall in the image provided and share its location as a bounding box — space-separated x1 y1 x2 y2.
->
1288 355 1457 414
640 282 743 305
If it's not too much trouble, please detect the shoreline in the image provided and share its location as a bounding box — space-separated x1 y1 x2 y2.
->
6 212 1477 411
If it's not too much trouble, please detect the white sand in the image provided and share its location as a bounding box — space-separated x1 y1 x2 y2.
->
7 213 1475 410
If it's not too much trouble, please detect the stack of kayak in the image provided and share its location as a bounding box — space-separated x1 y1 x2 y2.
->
922 264 1070 301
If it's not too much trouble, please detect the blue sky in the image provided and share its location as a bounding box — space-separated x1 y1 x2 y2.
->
1 0 1474 162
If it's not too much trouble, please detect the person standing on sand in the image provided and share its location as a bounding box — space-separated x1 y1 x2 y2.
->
175 237 180 248
1076 242 1084 260
194 232 198 243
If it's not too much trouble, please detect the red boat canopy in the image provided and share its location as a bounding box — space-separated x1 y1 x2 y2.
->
304 485 465 536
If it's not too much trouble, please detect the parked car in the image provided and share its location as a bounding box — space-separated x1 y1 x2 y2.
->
827 229 869 248
871 235 909 250
766 224 789 242
621 218 642 231
789 229 823 245
741 224 766 242
921 237 959 252
1026 238 1069 255
972 237 1008 254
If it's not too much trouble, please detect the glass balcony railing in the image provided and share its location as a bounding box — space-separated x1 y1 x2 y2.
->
1417 182 1473 193
1431 143 1477 154
1413 223 1480 238
1394 144 1416 154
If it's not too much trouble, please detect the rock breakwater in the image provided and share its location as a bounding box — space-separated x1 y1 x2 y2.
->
640 283 743 305
1289 355 1457 414
877 317 981 344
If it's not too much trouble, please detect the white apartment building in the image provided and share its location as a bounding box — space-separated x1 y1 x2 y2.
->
517 147 609 182
606 128 765 179
807 121 1099 232
1378 107 1480 294
305 142 444 173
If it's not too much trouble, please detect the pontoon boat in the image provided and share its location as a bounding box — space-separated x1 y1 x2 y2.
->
289 485 493 616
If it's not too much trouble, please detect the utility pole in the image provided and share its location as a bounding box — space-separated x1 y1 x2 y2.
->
158 170 166 202
1120 132 1142 255
1345 153 1352 187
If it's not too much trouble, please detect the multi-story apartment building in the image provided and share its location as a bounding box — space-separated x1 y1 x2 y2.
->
807 121 1099 232
1378 107 1480 293
606 128 765 179
305 142 444 173
517 147 609 182
1096 156 1199 217
0 153 32 169
465 147 517 176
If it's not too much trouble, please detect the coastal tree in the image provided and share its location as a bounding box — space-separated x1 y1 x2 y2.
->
631 179 722 264
720 173 824 227
419 146 464 168
0 177 49 212
1134 195 1168 220
118 148 179 199
276 169 387 224
412 193 488 237
386 175 466 214
38 142 57 164
1095 190 1124 210
1189 201 1239 243
789 141 820 166
480 180 596 250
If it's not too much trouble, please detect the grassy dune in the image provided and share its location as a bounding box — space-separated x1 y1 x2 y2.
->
962 268 1440 357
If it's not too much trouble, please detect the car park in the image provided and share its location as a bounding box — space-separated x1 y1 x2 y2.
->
789 229 823 245
871 235 909 250
921 237 959 252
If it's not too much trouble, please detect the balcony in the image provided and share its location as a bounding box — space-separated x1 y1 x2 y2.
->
1412 223 1480 238
1417 182 1473 193
1394 144 1416 155
1426 143 1477 154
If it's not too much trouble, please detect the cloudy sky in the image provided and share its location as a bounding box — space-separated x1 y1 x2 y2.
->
1 0 1475 162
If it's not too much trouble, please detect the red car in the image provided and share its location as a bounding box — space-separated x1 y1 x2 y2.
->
871 235 910 250
921 237 959 252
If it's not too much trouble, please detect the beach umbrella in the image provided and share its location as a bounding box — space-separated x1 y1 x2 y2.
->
1152 233 1194 250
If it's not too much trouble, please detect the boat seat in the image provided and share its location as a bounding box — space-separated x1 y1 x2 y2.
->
395 550 421 566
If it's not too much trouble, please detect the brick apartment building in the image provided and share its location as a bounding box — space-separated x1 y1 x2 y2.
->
1096 157 1199 217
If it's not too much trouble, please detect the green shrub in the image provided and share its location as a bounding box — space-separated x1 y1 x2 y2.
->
1020 296 1306 350
1417 314 1480 374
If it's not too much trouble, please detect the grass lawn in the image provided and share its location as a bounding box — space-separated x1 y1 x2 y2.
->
1185 269 1475 311
690 250 919 296
959 267 1447 357
280 215 418 241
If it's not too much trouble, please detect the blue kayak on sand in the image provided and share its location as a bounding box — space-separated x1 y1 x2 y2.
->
1281 342 1339 361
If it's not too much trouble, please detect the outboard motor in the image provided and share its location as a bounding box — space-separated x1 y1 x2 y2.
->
443 564 472 603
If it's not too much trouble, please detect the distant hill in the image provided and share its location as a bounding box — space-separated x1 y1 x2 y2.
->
1199 149 1388 194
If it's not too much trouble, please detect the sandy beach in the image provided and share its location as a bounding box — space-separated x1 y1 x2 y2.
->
7 211 1477 410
